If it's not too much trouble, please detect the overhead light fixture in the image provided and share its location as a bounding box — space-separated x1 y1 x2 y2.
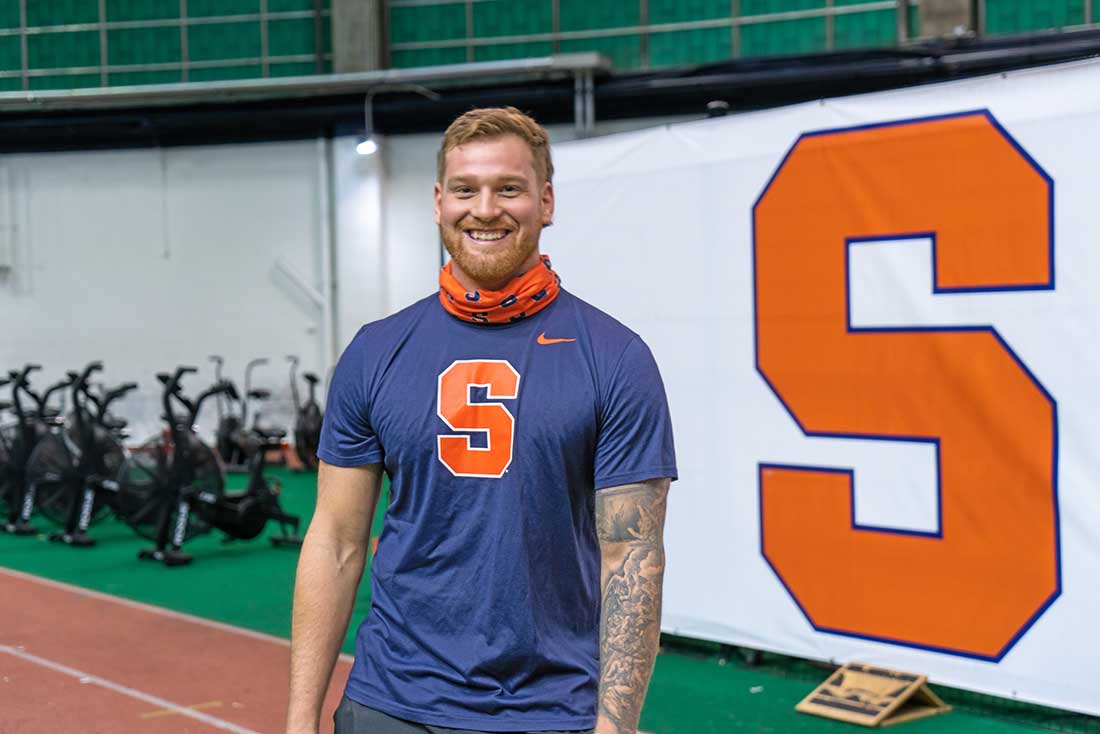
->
357 83 442 157
356 137 378 156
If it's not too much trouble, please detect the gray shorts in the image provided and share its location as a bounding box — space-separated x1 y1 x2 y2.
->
333 696 594 734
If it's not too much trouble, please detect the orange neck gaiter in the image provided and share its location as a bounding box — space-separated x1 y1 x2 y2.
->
439 255 561 324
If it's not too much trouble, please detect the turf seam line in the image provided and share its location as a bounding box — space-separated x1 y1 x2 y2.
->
0 644 260 734
0 566 355 663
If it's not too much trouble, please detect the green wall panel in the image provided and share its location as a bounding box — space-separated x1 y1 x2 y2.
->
27 0 99 26
188 0 261 17
29 73 100 90
108 27 181 65
560 0 640 32
189 21 262 61
269 17 315 56
985 0 1085 33
0 3 21 28
0 35 20 71
189 63 263 81
0 77 21 91
269 60 318 76
105 0 181 22
390 46 466 68
109 69 183 85
650 27 730 67
391 4 468 43
740 17 826 56
741 0 825 16
650 0 730 24
474 41 553 62
834 8 896 49
0 1 332 87
269 0 318 10
390 4 467 44
560 34 642 67
473 0 552 38
27 31 100 69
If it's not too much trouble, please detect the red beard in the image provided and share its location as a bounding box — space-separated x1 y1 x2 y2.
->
439 221 541 289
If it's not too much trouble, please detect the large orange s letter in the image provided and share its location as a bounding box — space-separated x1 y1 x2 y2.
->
754 111 1057 660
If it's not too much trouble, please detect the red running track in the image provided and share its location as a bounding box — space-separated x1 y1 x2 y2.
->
0 567 352 734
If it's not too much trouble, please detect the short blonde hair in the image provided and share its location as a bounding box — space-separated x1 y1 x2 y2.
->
437 106 554 183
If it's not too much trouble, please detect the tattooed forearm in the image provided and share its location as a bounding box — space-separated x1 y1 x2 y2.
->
595 478 670 734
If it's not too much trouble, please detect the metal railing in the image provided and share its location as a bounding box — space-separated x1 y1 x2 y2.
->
2 0 332 89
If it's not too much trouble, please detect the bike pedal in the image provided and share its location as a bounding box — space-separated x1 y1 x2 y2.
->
6 522 37 536
163 550 193 566
49 532 97 547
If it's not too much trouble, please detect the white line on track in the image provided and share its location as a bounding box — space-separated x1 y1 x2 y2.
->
0 644 260 734
0 566 355 662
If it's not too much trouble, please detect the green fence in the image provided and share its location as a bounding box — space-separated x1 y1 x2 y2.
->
387 0 916 69
981 0 1096 34
0 0 332 91
2 1 1098 90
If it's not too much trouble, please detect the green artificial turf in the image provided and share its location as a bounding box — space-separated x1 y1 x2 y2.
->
0 467 1070 734
0 466 375 654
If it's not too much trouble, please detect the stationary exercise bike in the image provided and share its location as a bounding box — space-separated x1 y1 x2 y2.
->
287 356 322 470
23 361 138 546
1 365 74 535
212 356 273 471
211 355 243 468
120 366 302 566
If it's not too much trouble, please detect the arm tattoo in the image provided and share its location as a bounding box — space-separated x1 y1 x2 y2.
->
596 479 669 734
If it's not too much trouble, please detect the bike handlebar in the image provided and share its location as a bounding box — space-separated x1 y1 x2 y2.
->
159 368 229 429
75 361 104 390
221 380 240 402
8 365 41 419
88 381 140 419
40 375 75 409
14 364 41 387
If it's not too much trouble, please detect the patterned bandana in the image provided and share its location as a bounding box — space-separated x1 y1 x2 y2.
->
439 255 562 324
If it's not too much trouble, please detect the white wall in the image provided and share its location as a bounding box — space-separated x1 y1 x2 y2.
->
0 141 329 440
0 114 688 443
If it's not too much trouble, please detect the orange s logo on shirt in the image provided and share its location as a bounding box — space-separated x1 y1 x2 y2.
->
754 111 1058 660
437 360 521 478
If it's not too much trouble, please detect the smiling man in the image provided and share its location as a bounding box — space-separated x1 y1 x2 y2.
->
287 107 677 734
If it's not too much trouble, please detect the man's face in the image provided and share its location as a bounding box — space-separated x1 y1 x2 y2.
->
435 134 554 290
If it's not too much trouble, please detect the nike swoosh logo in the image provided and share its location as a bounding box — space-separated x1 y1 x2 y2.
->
537 332 576 345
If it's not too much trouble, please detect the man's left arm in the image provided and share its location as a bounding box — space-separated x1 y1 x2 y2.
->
594 477 671 734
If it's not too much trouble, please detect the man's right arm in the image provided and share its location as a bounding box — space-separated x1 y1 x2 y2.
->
286 460 383 734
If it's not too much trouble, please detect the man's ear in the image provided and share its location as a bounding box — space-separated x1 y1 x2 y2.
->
541 181 555 227
434 181 443 225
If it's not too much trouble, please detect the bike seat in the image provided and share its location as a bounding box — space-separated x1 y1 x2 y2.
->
304 373 319 385
0 401 10 411
103 416 128 430
248 389 271 401
252 426 286 441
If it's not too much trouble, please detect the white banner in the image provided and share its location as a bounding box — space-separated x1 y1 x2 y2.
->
544 58 1100 716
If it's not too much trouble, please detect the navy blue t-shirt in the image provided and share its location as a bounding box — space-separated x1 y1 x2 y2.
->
317 288 677 732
